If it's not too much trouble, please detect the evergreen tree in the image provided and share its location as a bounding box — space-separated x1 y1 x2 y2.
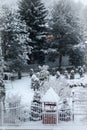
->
31 74 40 91
18 0 48 64
51 0 83 68
0 6 27 73
30 91 42 121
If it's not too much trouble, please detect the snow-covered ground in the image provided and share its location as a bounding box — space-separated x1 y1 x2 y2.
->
1 122 87 130
4 73 87 110
3 76 73 102
5 76 34 107
3 73 87 129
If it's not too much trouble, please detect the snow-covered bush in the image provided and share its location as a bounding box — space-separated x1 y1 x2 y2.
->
51 68 56 76
70 70 75 79
64 70 69 79
41 75 70 98
20 106 30 122
38 65 49 81
75 68 78 74
56 71 61 78
59 99 71 121
30 69 34 77
31 74 40 91
78 66 84 77
83 65 87 72
69 83 86 88
30 90 42 121
0 79 5 99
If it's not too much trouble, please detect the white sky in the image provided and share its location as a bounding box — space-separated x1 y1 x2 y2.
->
0 0 87 9
76 0 87 5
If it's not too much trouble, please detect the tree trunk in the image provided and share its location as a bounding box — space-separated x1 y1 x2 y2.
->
18 71 22 79
59 53 62 69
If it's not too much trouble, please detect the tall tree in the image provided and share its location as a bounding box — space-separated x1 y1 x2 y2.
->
51 0 83 68
0 6 27 73
18 0 48 64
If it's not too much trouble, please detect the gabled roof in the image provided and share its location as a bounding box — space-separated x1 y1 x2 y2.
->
41 87 60 103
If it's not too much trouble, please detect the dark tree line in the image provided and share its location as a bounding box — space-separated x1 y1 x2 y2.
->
0 0 85 73
50 0 84 68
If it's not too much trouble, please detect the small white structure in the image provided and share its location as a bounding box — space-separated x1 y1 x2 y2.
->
42 87 60 103
41 87 60 124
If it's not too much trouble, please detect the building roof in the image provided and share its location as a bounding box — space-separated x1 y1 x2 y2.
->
41 87 60 103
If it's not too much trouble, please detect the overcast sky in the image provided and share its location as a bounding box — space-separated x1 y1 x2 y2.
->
76 0 87 5
0 0 87 9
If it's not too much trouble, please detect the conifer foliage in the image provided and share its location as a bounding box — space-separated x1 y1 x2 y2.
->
51 0 83 68
0 7 26 72
18 0 48 64
30 91 42 121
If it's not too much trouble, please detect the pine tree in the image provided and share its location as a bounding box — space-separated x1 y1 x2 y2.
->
0 6 27 73
30 91 42 121
18 0 48 64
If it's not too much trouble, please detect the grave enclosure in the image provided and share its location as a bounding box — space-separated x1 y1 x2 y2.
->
41 88 71 124
0 88 86 126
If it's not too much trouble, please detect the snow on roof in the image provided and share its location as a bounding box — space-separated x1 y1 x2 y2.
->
41 87 60 103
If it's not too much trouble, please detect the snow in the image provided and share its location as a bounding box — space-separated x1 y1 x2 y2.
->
42 75 69 98
1 121 87 130
41 87 60 102
0 0 18 9
4 73 87 107
3 72 87 128
5 76 34 107
67 73 87 86
31 74 38 81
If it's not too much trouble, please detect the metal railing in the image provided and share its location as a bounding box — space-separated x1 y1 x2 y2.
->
0 102 30 126
0 97 87 127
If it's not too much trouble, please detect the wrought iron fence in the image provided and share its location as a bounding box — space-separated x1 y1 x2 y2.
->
0 95 87 127
0 102 30 126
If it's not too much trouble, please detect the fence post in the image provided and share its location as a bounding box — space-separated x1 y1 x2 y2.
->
72 92 74 121
57 103 59 125
1 101 4 126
